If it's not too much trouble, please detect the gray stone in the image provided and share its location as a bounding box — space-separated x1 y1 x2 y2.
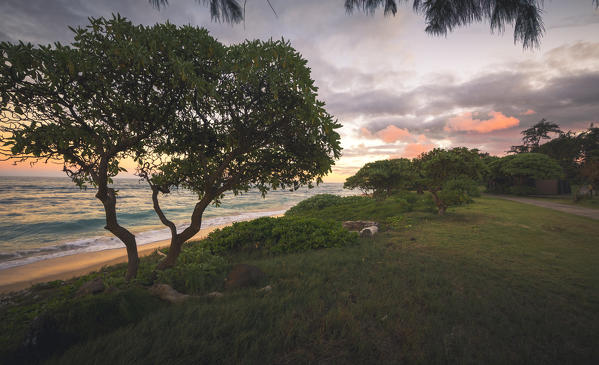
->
148 284 190 303
360 225 378 237
258 284 272 292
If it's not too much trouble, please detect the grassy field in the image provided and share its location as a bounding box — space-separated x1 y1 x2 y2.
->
2 196 598 364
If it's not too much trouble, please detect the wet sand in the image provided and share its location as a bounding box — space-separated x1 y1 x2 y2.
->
0 224 228 294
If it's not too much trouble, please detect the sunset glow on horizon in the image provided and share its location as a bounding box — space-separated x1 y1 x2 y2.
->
1 0 598 183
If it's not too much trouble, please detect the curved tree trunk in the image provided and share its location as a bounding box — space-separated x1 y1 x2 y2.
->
152 187 211 270
429 190 447 215
96 186 139 280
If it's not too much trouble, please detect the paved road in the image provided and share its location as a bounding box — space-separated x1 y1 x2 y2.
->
492 195 599 220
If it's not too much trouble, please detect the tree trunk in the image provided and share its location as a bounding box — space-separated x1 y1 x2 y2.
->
153 191 211 270
429 190 446 215
96 180 139 280
124 241 140 281
156 237 182 270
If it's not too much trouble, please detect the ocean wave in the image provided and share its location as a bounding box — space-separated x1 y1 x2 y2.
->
0 209 286 270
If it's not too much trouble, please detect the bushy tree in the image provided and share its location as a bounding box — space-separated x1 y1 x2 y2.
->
509 119 562 153
0 16 221 279
343 158 414 199
488 153 562 195
140 39 342 269
417 147 486 215
502 153 563 181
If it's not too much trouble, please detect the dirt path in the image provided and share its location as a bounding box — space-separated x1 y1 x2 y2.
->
492 195 599 220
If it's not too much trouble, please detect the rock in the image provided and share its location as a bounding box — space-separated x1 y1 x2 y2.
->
342 221 378 231
148 284 189 303
360 225 378 237
258 285 272 292
76 278 105 297
206 291 224 298
225 264 266 290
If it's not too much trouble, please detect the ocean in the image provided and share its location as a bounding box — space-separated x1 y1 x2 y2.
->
0 176 351 270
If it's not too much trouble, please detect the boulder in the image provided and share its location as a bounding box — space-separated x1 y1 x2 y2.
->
360 225 378 237
148 284 189 303
225 264 266 290
76 278 105 297
342 221 378 231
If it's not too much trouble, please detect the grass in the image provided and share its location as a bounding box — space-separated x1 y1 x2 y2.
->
1 195 598 364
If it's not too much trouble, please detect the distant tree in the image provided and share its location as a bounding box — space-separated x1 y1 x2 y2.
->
344 158 415 199
509 119 562 153
0 16 221 279
417 147 486 215
578 124 599 194
535 132 582 181
140 39 342 269
580 157 599 196
501 153 562 184
578 124 599 162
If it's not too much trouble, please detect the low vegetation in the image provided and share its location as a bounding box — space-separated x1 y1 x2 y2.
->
204 216 358 255
1 193 598 364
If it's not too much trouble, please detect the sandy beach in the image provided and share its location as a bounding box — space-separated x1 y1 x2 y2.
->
0 223 230 294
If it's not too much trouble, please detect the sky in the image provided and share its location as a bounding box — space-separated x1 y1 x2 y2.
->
1 0 598 182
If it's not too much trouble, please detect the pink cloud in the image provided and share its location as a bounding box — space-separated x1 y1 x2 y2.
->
523 109 536 115
377 125 411 143
359 125 412 143
445 111 519 133
389 134 435 159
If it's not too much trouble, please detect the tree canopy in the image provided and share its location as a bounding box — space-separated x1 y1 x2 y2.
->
417 147 486 214
502 153 563 180
344 158 414 199
141 38 342 268
152 0 599 49
1 15 225 279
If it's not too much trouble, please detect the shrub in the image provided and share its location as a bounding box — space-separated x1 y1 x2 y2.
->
285 194 346 216
203 216 358 255
156 246 228 294
439 177 481 206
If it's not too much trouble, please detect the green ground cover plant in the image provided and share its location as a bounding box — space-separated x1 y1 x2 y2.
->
203 216 359 255
285 193 436 221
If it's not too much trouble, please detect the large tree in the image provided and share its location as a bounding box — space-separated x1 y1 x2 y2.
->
0 16 221 279
140 39 342 269
343 158 414 199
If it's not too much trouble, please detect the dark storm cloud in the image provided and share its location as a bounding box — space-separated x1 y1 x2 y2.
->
335 43 599 139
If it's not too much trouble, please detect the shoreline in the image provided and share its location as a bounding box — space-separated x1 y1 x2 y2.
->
0 222 231 294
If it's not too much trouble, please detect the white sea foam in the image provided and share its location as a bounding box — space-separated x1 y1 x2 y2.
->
0 209 286 270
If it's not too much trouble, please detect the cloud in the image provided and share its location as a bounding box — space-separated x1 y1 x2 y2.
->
400 143 434 158
444 111 520 133
523 109 536 115
360 125 412 143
